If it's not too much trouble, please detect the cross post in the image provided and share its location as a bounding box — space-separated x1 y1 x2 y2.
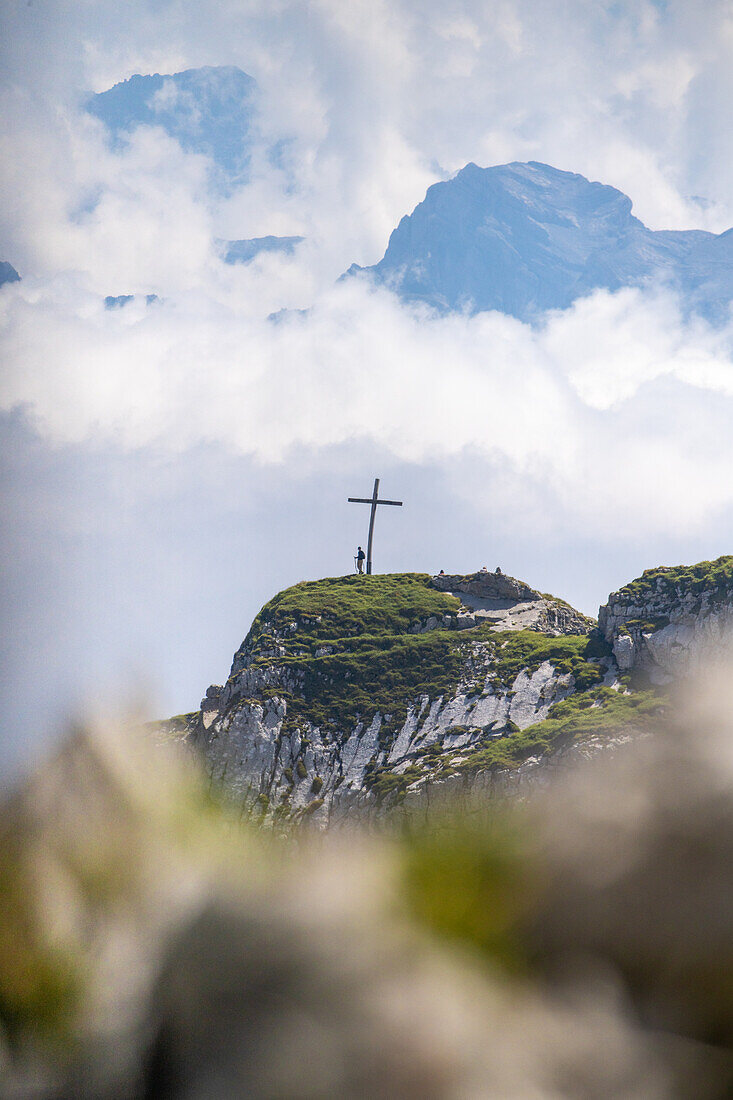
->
347 477 402 575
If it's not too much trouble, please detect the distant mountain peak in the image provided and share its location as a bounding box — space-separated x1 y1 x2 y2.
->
0 261 20 288
86 65 258 187
347 161 731 323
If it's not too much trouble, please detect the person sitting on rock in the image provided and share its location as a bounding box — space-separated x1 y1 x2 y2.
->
480 565 488 573
356 546 365 574
495 566 502 575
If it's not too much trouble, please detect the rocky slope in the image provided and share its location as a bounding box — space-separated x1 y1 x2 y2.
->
220 236 305 264
176 557 733 824
180 568 669 824
346 161 733 323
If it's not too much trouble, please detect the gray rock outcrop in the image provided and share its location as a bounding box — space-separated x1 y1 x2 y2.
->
599 556 733 682
186 572 604 824
169 556 733 825
432 571 594 635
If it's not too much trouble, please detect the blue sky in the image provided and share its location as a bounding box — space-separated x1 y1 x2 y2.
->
2 0 733 776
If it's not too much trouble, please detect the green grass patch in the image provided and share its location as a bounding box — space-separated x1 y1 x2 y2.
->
399 810 535 973
243 573 460 652
146 711 199 742
293 630 466 738
0 851 83 1045
366 763 424 804
618 617 670 636
617 556 733 604
453 687 665 775
469 628 606 692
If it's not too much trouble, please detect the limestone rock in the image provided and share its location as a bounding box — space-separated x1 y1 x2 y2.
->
165 556 733 824
599 556 733 682
184 572 606 823
433 570 595 636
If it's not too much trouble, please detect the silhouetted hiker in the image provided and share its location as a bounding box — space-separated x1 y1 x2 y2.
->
356 546 365 574
496 566 502 575
438 569 445 576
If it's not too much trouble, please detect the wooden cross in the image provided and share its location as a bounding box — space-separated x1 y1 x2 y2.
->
348 477 402 575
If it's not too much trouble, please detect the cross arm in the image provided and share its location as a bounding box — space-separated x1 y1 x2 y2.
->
348 497 372 504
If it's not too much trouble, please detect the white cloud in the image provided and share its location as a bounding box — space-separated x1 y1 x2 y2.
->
2 273 733 540
2 0 733 550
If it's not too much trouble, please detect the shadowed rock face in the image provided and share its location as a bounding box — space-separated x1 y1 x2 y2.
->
346 161 733 323
0 261 20 287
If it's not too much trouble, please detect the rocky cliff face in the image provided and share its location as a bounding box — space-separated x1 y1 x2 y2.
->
176 557 733 823
178 557 733 824
184 571 636 824
599 556 733 682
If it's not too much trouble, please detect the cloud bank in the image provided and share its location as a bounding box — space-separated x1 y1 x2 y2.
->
0 0 732 562
3 272 733 541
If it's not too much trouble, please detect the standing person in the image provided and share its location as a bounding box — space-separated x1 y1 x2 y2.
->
356 546 366 573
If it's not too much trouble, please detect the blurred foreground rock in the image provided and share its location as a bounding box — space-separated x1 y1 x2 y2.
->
2 683 733 1097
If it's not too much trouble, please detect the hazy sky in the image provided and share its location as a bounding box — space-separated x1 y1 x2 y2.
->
3 0 733 777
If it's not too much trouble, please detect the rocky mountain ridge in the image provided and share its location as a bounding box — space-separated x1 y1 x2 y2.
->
347 161 733 323
0 261 20 288
186 571 601 823
81 67 733 324
170 556 733 824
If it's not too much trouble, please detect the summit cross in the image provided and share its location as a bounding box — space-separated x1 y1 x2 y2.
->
347 477 402 575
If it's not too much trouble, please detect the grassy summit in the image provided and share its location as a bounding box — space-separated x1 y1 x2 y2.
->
235 573 607 753
241 574 464 738
245 573 460 648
